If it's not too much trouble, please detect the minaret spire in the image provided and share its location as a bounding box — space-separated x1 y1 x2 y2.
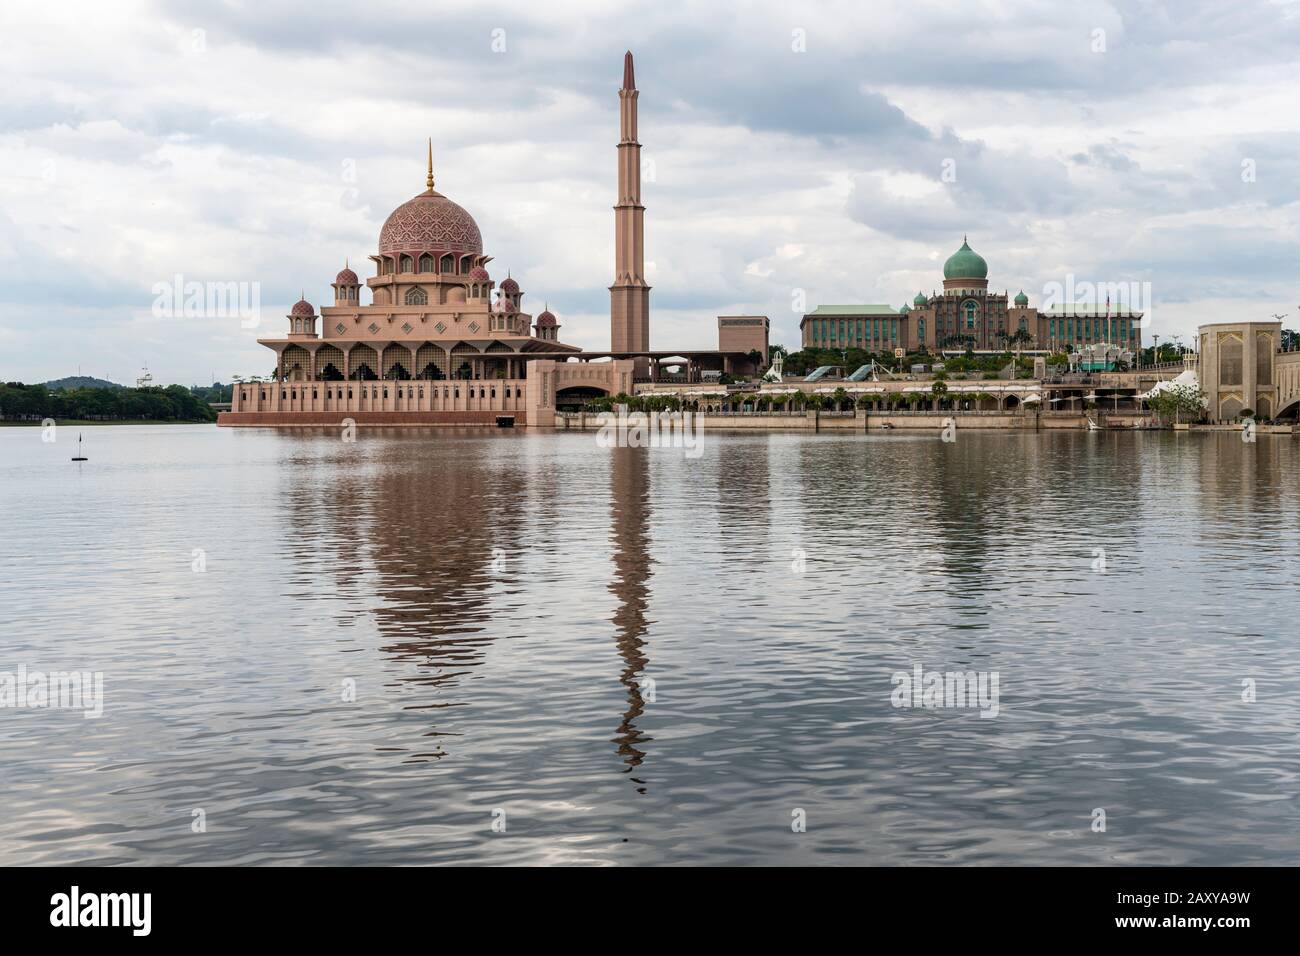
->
610 51 650 363
426 138 434 190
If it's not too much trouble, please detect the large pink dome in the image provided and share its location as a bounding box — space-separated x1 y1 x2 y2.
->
378 188 482 256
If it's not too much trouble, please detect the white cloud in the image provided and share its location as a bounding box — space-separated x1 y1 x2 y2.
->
2 0 1299 383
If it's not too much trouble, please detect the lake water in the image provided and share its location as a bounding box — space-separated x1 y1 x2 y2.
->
2 424 1298 866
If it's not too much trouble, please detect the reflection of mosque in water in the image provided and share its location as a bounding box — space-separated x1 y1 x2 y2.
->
277 432 656 777
277 432 525 762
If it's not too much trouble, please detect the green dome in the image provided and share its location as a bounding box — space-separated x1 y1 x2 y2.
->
898 303 910 314
913 291 928 306
1014 289 1029 306
943 238 988 280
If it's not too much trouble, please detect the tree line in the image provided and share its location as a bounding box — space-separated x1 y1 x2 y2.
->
0 382 218 422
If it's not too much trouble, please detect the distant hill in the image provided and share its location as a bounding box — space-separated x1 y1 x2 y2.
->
43 376 123 391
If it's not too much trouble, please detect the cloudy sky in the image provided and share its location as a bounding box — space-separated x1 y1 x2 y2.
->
3 0 1299 385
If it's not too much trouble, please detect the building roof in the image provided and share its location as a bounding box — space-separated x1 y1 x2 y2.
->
1043 304 1143 316
805 304 899 317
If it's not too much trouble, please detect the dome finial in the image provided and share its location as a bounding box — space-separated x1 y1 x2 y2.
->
426 138 434 190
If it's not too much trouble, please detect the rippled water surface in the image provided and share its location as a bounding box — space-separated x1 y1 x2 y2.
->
2 424 1299 865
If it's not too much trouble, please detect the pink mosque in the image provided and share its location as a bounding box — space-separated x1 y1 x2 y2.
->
220 52 765 427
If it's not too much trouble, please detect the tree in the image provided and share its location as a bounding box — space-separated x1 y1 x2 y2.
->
1147 383 1207 424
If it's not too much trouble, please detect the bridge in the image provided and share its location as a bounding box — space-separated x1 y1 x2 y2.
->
1276 352 1300 418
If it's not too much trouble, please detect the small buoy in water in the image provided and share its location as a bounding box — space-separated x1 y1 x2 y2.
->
71 433 88 461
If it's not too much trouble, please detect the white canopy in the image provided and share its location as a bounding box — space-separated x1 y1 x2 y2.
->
1140 368 1198 400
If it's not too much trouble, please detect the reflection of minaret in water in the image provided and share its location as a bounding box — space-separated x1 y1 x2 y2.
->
610 51 650 375
608 446 653 788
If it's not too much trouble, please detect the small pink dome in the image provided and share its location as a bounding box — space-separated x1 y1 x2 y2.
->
468 266 490 280
335 267 358 285
535 309 557 327
290 298 315 316
500 276 519 293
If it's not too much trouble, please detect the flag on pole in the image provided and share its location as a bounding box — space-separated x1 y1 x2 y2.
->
1105 293 1112 352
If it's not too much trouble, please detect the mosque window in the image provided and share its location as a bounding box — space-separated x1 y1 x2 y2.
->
419 254 434 273
335 323 346 335
400 255 413 272
964 301 978 330
918 319 925 341
402 322 414 333
1220 336 1243 386
405 287 428 306
368 322 381 333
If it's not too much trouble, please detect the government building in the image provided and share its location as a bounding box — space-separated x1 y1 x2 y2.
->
800 238 1143 353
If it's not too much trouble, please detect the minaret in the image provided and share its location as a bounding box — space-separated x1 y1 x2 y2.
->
610 50 650 364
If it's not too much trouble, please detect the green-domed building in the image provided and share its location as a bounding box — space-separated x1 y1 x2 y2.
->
799 237 1144 354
